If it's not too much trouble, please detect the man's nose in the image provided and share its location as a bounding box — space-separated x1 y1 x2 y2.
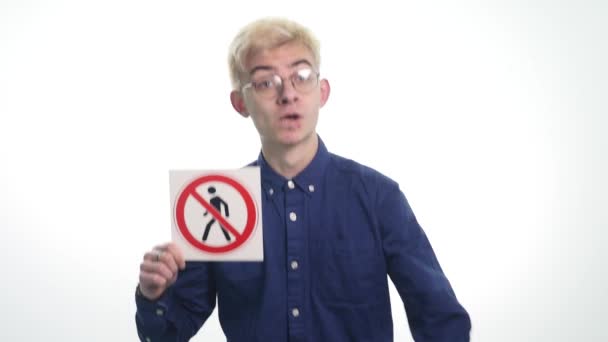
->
277 79 298 105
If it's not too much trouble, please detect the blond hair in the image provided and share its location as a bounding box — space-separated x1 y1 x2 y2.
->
228 17 321 90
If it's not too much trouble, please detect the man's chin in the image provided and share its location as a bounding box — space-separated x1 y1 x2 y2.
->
271 132 313 148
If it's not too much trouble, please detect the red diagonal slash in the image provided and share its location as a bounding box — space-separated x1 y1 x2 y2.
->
190 190 242 239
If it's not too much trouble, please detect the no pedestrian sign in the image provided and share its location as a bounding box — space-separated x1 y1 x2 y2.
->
170 168 263 261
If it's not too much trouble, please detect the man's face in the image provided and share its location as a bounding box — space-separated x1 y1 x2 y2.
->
231 42 330 149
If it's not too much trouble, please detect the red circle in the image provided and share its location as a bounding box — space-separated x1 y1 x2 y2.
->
175 174 257 253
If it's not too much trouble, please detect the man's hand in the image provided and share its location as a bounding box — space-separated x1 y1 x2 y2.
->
138 242 186 301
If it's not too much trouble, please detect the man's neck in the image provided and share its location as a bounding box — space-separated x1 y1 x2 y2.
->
261 135 318 180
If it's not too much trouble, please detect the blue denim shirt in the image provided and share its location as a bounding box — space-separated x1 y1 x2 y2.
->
135 138 470 342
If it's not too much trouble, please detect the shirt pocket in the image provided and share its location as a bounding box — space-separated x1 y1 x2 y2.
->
315 242 387 306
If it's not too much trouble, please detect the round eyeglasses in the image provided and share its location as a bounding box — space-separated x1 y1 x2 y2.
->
241 67 320 99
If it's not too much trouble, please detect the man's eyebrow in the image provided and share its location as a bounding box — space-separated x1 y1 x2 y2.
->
248 59 313 76
249 65 274 75
290 59 312 68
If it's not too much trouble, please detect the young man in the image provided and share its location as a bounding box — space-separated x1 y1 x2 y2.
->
135 18 471 341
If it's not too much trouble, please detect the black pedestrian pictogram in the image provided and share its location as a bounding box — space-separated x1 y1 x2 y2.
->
202 186 231 242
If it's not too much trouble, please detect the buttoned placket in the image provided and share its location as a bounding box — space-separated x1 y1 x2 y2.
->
285 178 306 340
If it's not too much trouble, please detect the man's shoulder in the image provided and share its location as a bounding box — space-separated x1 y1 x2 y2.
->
328 153 398 190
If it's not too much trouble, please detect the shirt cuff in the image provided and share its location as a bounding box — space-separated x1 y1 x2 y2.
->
135 285 170 319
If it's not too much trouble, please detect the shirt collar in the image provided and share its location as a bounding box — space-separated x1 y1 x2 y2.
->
257 135 330 196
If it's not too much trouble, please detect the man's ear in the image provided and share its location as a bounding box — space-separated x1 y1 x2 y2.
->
319 79 331 108
230 90 249 117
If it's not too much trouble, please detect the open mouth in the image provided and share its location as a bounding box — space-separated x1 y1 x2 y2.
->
281 113 301 121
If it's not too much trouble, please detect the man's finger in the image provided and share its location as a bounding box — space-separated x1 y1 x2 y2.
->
140 260 175 280
165 242 186 270
157 250 178 275
139 271 167 288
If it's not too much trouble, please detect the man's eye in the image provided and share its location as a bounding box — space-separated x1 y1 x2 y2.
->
294 69 312 83
253 80 274 90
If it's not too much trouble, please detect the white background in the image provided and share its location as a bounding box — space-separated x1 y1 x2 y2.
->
1 1 606 341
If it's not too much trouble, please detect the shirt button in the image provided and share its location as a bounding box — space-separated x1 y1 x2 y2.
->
287 180 295 189
308 184 315 192
289 212 297 222
291 260 299 270
145 338 152 342
155 308 164 316
268 188 274 196
292 308 300 317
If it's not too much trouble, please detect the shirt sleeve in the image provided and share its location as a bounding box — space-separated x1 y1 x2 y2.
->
378 184 471 341
135 262 217 342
